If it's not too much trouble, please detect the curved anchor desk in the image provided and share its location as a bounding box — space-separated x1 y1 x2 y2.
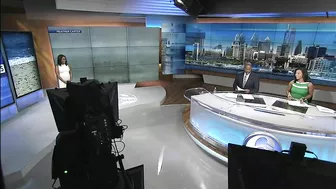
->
183 88 336 163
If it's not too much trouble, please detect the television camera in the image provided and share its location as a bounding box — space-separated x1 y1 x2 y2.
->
47 78 143 189
228 142 336 189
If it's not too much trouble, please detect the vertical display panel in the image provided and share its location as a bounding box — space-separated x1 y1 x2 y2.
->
1 32 42 97
0 47 14 108
161 23 186 74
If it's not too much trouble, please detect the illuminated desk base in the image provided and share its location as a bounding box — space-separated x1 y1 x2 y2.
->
183 105 229 163
183 92 336 163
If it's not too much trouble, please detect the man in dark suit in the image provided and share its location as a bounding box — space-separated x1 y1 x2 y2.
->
233 63 260 94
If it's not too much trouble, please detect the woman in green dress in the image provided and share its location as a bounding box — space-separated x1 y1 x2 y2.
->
286 68 314 102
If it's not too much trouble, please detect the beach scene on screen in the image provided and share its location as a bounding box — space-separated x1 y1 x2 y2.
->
1 32 41 97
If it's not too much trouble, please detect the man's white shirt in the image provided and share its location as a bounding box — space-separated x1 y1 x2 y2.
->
243 72 251 82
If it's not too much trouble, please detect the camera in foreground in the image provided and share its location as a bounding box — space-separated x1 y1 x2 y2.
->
47 78 144 189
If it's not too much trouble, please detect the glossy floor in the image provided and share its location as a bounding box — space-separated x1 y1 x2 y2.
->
8 104 228 189
1 84 166 183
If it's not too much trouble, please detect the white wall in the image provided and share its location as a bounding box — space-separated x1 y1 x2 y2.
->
203 74 336 103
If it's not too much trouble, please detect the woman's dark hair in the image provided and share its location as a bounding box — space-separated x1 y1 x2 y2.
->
294 68 310 82
57 54 67 66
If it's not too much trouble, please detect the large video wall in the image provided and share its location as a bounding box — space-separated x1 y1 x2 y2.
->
185 23 336 86
1 32 42 97
48 27 160 83
0 48 14 108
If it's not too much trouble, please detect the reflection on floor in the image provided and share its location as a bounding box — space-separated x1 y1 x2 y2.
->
136 78 336 109
1 84 166 188
4 78 334 189
9 105 228 189
2 83 228 189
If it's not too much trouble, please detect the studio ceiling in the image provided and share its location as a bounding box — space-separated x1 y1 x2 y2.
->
1 0 335 18
54 0 336 16
55 0 187 16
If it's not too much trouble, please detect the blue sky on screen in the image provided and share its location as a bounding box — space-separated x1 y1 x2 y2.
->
186 23 336 55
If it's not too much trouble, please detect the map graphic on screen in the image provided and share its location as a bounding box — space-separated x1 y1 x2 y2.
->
1 32 42 97
0 48 14 108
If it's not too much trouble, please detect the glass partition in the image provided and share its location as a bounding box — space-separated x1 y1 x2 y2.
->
127 28 160 82
48 26 160 84
90 27 129 83
49 27 94 82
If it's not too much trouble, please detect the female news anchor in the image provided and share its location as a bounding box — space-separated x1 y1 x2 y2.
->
286 68 314 102
55 54 72 88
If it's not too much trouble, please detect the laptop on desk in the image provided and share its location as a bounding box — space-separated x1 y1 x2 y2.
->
272 100 309 114
236 95 266 105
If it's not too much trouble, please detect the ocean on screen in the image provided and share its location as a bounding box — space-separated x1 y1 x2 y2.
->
1 32 41 97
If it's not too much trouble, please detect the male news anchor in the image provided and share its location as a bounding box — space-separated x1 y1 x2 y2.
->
233 62 260 94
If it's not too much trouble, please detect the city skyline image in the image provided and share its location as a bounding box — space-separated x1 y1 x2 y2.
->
185 23 336 82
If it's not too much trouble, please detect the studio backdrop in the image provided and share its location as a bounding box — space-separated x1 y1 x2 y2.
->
48 27 160 83
185 23 336 86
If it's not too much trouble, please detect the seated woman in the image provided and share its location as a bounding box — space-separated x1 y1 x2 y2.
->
286 68 314 102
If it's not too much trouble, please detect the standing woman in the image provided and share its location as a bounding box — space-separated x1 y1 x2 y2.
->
55 54 72 88
286 68 314 102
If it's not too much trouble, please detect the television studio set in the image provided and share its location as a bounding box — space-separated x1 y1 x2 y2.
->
0 0 335 189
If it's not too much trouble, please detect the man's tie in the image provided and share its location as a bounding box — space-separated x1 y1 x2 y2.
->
243 74 248 88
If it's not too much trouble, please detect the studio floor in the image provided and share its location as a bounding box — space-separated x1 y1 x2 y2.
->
14 104 228 189
1 81 229 189
2 79 335 189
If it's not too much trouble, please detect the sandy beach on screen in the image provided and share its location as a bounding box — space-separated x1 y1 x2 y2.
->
10 61 41 97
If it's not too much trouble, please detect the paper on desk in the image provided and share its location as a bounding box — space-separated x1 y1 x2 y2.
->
316 105 335 114
241 94 254 100
225 93 238 98
288 100 309 107
237 86 247 91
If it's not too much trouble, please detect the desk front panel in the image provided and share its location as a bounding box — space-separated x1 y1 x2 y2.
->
190 97 336 162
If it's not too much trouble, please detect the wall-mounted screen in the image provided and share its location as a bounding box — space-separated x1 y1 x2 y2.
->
185 23 336 86
0 48 14 108
1 31 42 97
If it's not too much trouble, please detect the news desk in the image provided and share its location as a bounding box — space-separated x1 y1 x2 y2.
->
184 88 336 163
